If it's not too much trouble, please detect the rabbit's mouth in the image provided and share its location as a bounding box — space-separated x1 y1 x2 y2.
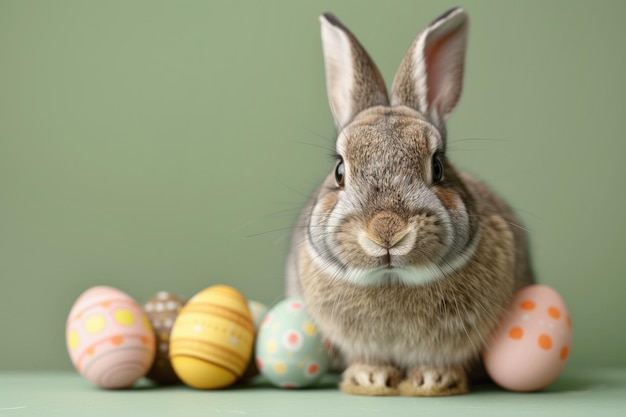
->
378 251 399 270
384 252 394 269
368 252 407 272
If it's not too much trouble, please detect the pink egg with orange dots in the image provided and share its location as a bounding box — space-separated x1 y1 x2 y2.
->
66 286 156 389
483 285 572 392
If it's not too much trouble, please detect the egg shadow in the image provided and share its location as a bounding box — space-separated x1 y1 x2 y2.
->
542 369 626 394
543 375 594 393
125 378 186 391
234 373 341 391
471 373 596 395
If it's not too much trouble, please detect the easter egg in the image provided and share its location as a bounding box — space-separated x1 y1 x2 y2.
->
143 291 186 384
483 285 572 392
66 286 156 389
169 285 254 389
256 298 330 388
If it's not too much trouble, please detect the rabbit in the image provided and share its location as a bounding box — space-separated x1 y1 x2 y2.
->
285 7 535 396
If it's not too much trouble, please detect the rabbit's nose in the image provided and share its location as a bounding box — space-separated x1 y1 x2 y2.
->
359 210 414 253
367 211 407 246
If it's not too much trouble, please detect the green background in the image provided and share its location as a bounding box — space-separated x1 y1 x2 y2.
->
1 0 624 371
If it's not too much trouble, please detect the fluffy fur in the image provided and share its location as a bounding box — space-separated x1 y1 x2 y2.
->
285 8 534 396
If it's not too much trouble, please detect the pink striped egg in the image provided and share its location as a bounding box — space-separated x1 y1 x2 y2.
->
66 286 156 389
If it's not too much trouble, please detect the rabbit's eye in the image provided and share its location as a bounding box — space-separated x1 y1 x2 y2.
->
432 154 444 183
335 160 345 187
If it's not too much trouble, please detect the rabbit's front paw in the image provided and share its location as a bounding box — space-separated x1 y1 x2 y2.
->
340 363 402 396
398 365 468 396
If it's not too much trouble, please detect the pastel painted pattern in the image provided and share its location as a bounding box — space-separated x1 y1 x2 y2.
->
255 298 330 388
484 285 572 392
66 286 155 389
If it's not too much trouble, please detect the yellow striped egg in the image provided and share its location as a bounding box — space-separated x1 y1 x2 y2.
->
169 285 254 389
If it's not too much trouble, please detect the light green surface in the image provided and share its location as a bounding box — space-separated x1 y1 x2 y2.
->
0 369 625 416
1 0 626 371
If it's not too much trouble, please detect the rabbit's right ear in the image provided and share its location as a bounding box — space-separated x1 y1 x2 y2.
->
320 14 389 133
390 8 468 131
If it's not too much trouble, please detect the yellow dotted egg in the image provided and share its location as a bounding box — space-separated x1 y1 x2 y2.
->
255 297 331 388
273 362 288 375
68 331 79 350
142 315 152 330
267 340 277 353
303 321 317 336
85 315 105 334
170 285 254 389
114 309 135 325
65 286 156 389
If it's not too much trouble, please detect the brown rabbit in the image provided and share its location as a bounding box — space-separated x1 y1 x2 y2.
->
285 8 534 396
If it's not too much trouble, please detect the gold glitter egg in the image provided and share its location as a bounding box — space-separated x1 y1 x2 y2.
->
169 285 254 389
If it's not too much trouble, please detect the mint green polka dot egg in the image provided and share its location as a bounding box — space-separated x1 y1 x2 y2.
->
255 297 330 388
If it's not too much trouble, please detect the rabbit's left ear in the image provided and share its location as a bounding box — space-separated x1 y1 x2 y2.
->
320 13 389 133
391 8 468 130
